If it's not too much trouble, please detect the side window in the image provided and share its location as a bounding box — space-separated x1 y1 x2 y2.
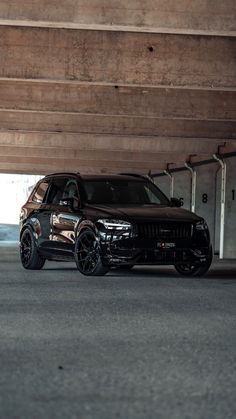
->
62 179 79 200
46 177 68 205
31 181 49 204
144 185 161 204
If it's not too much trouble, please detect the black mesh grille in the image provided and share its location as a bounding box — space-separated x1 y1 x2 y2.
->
137 222 192 240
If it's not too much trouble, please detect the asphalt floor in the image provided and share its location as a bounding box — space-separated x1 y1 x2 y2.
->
0 246 236 419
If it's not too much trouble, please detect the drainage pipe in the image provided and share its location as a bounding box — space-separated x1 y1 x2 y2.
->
213 154 226 259
185 162 196 213
164 169 174 198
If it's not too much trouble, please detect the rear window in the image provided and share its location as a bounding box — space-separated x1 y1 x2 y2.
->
31 181 49 204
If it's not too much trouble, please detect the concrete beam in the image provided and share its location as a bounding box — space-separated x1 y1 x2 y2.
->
0 145 212 164
0 26 235 88
0 0 235 36
0 155 170 173
0 80 235 120
0 132 235 155
0 112 235 139
0 164 162 175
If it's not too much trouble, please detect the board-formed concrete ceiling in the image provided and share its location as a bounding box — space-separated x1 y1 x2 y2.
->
0 0 235 175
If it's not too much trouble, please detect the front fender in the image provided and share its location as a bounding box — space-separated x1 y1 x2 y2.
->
76 220 96 238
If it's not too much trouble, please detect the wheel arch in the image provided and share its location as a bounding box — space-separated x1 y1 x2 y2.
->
75 220 97 238
20 222 37 241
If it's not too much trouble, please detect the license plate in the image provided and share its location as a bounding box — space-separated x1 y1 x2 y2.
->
157 242 176 249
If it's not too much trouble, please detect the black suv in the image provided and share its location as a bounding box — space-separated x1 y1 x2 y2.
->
19 173 212 276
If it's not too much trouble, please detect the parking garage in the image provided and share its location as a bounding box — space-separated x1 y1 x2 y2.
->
0 1 236 418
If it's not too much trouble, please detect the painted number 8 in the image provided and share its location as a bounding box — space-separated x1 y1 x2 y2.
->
202 193 208 204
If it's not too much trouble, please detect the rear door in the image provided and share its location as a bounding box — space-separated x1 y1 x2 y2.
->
25 179 51 248
49 177 83 257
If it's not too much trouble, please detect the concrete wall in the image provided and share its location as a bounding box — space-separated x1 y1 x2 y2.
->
156 171 191 210
194 164 218 251
155 175 170 199
171 171 191 210
224 157 236 258
154 156 236 258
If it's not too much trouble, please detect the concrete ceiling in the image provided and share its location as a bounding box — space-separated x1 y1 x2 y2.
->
0 0 235 175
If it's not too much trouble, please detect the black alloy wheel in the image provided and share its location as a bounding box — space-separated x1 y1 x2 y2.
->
75 229 109 276
174 247 212 277
20 228 45 270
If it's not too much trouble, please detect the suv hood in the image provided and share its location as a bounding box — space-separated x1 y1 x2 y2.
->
85 204 202 223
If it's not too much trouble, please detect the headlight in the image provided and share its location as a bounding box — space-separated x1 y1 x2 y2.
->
196 220 208 231
97 219 132 230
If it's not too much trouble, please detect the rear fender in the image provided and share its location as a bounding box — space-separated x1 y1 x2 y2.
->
20 222 38 241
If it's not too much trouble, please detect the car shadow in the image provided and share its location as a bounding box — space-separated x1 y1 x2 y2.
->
42 262 236 280
111 266 236 280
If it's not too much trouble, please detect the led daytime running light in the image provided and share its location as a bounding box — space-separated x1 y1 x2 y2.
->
97 219 131 230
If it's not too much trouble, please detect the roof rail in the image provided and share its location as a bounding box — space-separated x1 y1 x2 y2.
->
44 172 81 177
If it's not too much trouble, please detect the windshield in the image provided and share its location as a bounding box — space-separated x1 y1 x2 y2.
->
83 179 170 206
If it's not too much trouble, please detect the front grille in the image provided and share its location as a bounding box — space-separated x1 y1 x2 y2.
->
137 222 192 240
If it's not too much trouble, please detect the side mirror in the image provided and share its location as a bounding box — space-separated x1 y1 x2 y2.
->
170 197 182 208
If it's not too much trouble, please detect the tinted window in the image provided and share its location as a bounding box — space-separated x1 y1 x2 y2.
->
83 180 169 206
31 181 49 204
62 179 79 200
46 178 68 205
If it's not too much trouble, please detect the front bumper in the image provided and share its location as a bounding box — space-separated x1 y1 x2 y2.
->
98 230 211 267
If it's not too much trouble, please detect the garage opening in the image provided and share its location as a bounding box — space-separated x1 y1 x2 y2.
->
0 174 42 243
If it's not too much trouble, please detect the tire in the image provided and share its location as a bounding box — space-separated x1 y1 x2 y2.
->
174 246 213 277
75 229 109 276
20 228 45 270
